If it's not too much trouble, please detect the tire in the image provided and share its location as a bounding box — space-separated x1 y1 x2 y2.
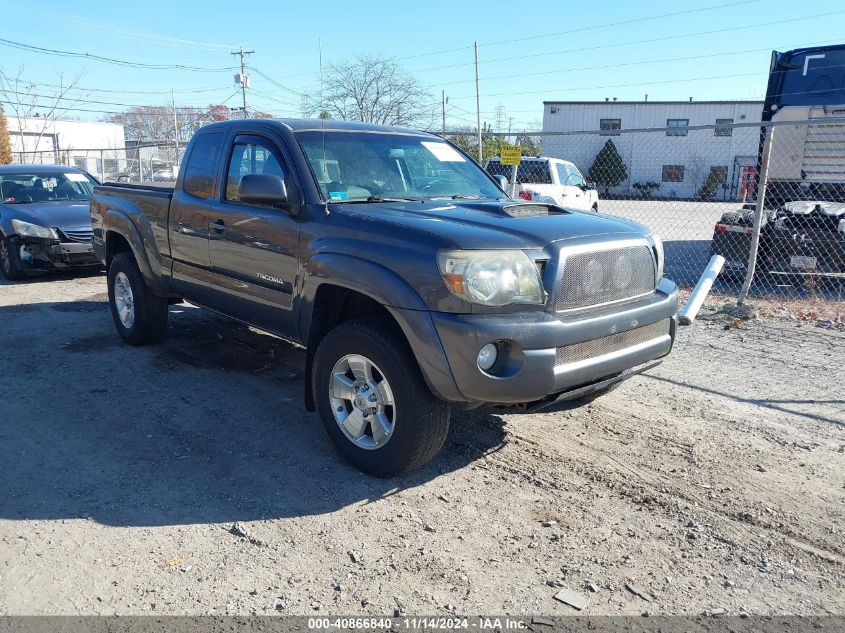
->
0 235 25 281
591 203 599 213
313 318 451 477
107 252 168 345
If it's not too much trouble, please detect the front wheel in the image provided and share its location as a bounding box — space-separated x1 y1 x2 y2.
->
0 236 25 281
313 318 451 477
107 252 169 345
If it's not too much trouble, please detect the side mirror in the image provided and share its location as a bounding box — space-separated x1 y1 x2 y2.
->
491 174 509 191
582 181 596 191
238 174 288 206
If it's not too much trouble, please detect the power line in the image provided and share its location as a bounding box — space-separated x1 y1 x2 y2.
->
1 91 239 110
480 0 761 48
15 11 235 51
437 38 844 87
0 36 240 72
0 91 242 117
2 78 237 96
406 9 845 75
247 66 308 97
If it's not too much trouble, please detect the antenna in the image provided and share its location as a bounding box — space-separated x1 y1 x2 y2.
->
319 38 329 214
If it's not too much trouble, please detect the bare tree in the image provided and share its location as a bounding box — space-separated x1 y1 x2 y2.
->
315 55 434 129
108 104 233 164
0 106 12 165
0 67 83 163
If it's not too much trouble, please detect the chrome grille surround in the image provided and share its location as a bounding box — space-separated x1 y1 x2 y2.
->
59 228 94 243
555 319 670 367
555 245 656 312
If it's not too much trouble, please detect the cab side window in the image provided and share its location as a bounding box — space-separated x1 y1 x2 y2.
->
183 133 224 199
225 140 288 203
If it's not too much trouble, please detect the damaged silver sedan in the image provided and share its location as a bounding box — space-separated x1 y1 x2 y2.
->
0 165 101 281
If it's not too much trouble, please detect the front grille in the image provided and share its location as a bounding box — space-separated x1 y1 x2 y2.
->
555 319 670 367
555 246 656 311
59 228 94 243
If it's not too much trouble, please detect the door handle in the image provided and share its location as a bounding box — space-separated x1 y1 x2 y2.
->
210 219 226 234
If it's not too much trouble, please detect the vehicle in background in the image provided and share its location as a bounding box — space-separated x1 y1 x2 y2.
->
152 167 178 182
0 165 100 281
711 44 845 281
485 156 600 212
91 119 676 476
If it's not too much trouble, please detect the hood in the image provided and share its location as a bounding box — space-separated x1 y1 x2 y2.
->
331 199 646 249
4 200 92 231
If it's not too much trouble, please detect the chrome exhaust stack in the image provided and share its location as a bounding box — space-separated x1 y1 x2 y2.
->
678 255 725 326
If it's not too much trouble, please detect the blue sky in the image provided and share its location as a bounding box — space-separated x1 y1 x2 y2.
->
0 0 843 131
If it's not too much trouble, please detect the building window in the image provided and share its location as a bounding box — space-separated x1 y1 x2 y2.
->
715 118 733 136
662 164 685 182
73 156 86 170
710 166 728 183
600 118 621 135
666 119 689 136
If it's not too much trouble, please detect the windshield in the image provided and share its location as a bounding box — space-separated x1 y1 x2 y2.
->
295 130 504 202
0 171 97 204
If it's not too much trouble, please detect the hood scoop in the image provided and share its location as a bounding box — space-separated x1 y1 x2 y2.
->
502 203 563 218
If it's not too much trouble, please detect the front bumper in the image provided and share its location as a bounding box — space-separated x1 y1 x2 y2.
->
11 236 99 270
419 278 678 405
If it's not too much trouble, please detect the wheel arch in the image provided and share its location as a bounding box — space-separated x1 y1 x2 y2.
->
101 208 169 296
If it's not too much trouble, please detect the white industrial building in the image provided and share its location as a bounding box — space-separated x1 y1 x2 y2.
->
7 116 127 179
541 100 764 199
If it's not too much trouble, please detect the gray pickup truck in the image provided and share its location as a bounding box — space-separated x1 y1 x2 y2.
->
91 119 678 476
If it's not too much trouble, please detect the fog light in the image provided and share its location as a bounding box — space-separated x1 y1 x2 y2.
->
477 343 498 371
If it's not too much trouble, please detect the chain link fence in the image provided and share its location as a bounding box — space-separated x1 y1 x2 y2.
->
9 122 844 308
446 118 845 307
11 142 183 183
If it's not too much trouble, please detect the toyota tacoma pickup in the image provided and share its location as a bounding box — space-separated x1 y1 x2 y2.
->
90 119 678 476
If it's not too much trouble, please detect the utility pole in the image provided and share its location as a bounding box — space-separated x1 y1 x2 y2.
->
231 47 255 117
474 41 482 162
171 88 180 167
441 90 447 134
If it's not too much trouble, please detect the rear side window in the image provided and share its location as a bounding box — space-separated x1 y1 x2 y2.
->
183 133 223 199
486 161 552 184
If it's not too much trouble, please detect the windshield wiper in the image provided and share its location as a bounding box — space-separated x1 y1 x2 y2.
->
340 196 422 203
450 194 486 200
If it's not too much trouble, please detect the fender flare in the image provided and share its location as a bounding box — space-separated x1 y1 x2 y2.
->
298 252 428 344
298 252 465 409
102 208 170 296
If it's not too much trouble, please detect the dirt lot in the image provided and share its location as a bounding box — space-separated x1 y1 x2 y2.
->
0 272 843 617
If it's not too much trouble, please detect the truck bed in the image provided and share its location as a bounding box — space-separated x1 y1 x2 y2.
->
100 182 175 194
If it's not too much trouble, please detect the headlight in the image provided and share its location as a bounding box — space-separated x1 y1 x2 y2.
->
437 250 544 306
11 219 58 240
650 233 664 282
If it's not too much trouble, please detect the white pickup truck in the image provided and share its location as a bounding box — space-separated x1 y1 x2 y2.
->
485 156 600 212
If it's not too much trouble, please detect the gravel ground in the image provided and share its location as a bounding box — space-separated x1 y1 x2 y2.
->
0 272 843 617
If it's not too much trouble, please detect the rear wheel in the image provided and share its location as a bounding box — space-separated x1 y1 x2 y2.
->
0 235 25 281
313 318 451 477
107 252 168 345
